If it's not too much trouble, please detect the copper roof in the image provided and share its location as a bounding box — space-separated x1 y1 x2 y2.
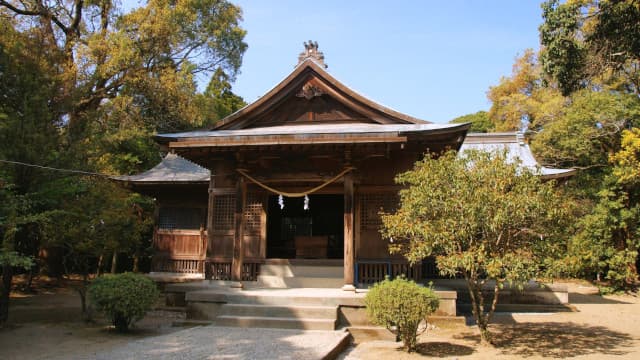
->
460 132 576 179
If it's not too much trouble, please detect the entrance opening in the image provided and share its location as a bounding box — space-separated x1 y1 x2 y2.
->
266 194 344 259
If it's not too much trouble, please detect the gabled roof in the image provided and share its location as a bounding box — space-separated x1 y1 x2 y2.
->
212 58 428 130
460 132 576 179
156 123 469 148
155 43 469 151
113 153 210 184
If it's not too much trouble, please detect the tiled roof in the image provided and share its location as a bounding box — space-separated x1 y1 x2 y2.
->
114 153 210 183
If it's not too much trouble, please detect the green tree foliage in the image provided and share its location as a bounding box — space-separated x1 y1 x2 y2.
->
0 182 37 323
449 111 494 133
364 277 439 352
0 0 246 321
381 150 570 344
0 0 247 140
194 67 247 128
540 0 640 96
485 38 640 289
531 90 640 169
88 272 159 332
487 49 566 132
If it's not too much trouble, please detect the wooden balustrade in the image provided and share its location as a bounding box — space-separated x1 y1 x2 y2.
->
356 259 422 286
206 260 261 281
151 257 204 274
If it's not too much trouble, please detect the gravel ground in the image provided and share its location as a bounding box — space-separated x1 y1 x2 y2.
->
93 326 350 360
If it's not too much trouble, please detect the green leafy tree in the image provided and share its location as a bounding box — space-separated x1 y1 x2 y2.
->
195 67 247 128
487 49 566 132
449 111 494 133
42 178 154 319
0 0 247 142
0 182 37 323
531 90 640 170
381 150 570 344
364 277 439 352
0 1 245 293
540 0 640 96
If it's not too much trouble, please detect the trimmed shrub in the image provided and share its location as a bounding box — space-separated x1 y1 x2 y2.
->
364 277 439 352
88 272 159 332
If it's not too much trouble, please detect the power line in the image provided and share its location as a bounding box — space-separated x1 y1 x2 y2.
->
0 159 111 178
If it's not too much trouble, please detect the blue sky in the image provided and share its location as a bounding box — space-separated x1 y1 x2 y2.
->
126 1 545 123
231 1 544 123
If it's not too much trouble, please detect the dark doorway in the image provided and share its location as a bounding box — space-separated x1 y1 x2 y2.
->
266 194 344 259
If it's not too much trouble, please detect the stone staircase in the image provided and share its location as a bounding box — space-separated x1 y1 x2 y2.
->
183 288 347 330
215 302 338 330
256 263 344 289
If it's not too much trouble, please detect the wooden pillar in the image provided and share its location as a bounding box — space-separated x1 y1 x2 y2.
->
206 176 215 259
342 171 356 291
231 176 246 285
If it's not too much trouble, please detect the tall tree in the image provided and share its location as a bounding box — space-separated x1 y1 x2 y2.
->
381 150 569 344
540 0 640 96
0 0 247 320
487 49 566 132
0 0 247 151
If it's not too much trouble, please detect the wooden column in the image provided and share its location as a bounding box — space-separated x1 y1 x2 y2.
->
231 176 246 285
342 171 356 291
206 176 215 260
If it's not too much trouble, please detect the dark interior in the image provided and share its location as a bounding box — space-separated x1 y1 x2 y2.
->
266 194 344 259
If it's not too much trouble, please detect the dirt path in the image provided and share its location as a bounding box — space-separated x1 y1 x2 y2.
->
0 279 187 360
341 284 640 359
2 279 639 359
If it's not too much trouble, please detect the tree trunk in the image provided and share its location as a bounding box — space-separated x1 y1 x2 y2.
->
110 252 117 274
132 249 140 273
465 277 493 345
76 270 92 322
0 265 14 323
97 254 104 276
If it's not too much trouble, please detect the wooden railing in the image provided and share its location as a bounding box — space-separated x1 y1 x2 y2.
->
356 259 422 286
151 228 207 274
205 260 261 281
151 257 204 274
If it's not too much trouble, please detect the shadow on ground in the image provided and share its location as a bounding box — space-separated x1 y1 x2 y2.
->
455 321 634 358
412 341 475 357
569 293 632 304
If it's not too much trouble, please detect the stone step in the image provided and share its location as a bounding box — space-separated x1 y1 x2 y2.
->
220 304 337 319
215 315 336 330
259 264 343 278
172 319 214 327
256 275 344 289
225 294 356 307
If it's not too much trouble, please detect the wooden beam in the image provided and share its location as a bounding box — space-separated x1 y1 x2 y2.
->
343 171 355 291
169 136 407 148
231 177 246 284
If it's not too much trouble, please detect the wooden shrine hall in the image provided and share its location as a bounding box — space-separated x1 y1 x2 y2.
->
117 42 570 290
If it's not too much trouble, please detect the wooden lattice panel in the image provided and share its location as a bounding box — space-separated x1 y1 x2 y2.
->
360 193 398 229
213 195 235 231
244 193 263 234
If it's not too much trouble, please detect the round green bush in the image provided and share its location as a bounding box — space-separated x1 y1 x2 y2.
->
88 272 159 332
364 277 440 352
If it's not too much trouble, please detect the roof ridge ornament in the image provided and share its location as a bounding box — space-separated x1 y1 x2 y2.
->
297 40 327 68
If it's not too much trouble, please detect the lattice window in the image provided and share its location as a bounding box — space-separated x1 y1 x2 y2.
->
244 193 263 234
158 207 203 230
213 195 235 231
359 193 399 229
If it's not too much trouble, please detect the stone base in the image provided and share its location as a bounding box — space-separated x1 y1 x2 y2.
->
342 284 356 292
